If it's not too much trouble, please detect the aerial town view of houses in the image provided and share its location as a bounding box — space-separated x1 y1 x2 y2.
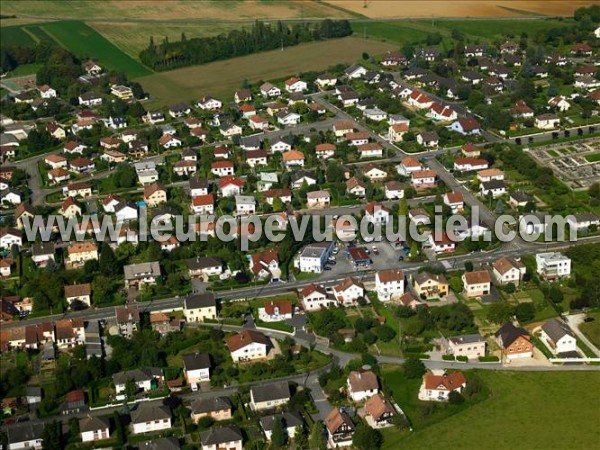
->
0 1 600 449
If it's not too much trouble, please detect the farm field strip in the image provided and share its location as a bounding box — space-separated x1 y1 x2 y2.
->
135 36 396 105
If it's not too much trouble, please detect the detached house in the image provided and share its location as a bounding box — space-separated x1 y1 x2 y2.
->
411 169 437 189
333 277 365 306
250 381 290 411
284 77 308 93
461 270 491 298
258 300 293 322
301 283 335 311
364 394 396 429
534 113 560 130
495 323 534 360
226 329 271 363
249 249 279 280
347 370 379 401
191 397 232 423
492 256 526 286
418 371 467 401
143 183 167 207
200 425 243 450
325 408 355 448
540 318 577 355
443 191 464 213
260 82 281 98
413 272 449 299
375 269 404 301
384 180 404 200
184 292 217 322
183 352 212 385
131 404 172 434
535 252 571 280
447 334 486 360
123 261 161 288
79 416 110 443
306 190 330 208
416 131 439 148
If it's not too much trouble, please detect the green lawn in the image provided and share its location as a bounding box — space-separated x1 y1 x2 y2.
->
383 370 600 450
432 18 568 40
580 311 600 350
351 21 431 45
584 153 600 163
4 63 42 77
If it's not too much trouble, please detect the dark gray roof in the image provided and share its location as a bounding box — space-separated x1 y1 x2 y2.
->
510 191 533 203
291 170 316 183
31 242 54 256
184 292 216 309
26 385 42 397
260 411 303 432
200 425 243 446
131 403 171 423
191 396 232 415
186 256 222 271
183 352 211 371
189 176 208 189
112 367 162 385
79 415 110 433
251 381 290 403
449 334 484 345
7 423 44 443
481 180 506 190
541 318 574 343
495 323 529 348
139 437 180 450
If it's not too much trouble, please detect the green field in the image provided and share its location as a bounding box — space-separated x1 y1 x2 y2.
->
382 369 600 450
0 25 36 47
2 20 152 79
352 21 432 45
580 311 600 349
584 153 600 163
432 18 569 40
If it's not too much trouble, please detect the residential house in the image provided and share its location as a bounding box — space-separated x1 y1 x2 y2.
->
173 160 197 177
427 232 456 254
454 157 489 172
191 194 214 215
150 312 180 336
411 169 437 189
45 153 68 169
226 329 271 363
449 117 481 135
249 248 279 280
258 301 293 322
79 416 110 443
306 190 331 208
412 272 449 299
364 202 390 224
534 113 560 130
282 149 305 168
277 110 301 126
264 188 292 206
64 284 91 308
284 77 308 93
416 131 439 148
112 367 163 394
294 242 333 274
250 381 290 411
59 197 81 219
69 157 95 173
548 96 570 112
364 394 395 429
345 64 367 79
443 191 464 213
260 82 282 98
189 176 209 197
131 404 172 434
375 269 405 301
300 283 334 311
427 102 457 121
191 397 232 423
540 318 577 355
567 212 600 231
315 73 338 89
124 261 161 288
358 143 383 158
200 426 243 450
183 352 212 385
196 96 222 110
447 334 486 360
211 161 235 177
315 143 336 159
495 323 534 360
66 241 98 267
397 156 422 176
346 177 366 198
535 252 571 280
143 183 167 207
384 180 404 200
235 195 256 216
479 180 507 198
31 242 55 267
418 371 467 401
115 305 140 337
6 423 44 450
333 277 365 306
186 256 223 279
461 270 491 298
477 168 504 183
184 292 217 322
291 170 316 189
324 408 355 448
511 100 534 118
492 256 526 286
218 176 244 197
260 412 303 441
347 370 379 402
78 92 103 107
408 91 433 109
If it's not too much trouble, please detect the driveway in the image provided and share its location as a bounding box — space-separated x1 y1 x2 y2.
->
565 313 600 357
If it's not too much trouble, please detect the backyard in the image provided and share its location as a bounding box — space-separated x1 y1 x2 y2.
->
382 369 600 450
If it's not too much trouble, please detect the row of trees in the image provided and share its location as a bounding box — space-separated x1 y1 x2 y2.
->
139 19 352 71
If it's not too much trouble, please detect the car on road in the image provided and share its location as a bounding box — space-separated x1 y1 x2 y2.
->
328 260 337 266
372 246 379 255
324 266 332 271
398 256 404 261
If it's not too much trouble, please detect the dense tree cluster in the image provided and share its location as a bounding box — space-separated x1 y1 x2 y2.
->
139 19 352 71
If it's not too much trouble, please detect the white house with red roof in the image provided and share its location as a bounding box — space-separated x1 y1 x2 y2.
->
411 170 437 189
443 191 464 213
218 177 244 197
427 232 456 254
300 284 335 311
397 157 422 176
333 277 365 306
407 91 433 109
249 249 280 280
191 194 214 215
284 77 308 93
453 157 489 172
258 300 293 322
418 371 467 401
427 102 457 121
364 202 390 224
211 161 235 177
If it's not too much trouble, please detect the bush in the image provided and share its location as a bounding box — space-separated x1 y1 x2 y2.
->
456 356 468 362
448 391 465 405
442 354 456 361
419 402 436 417
402 358 426 378
504 282 516 294
478 355 500 362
